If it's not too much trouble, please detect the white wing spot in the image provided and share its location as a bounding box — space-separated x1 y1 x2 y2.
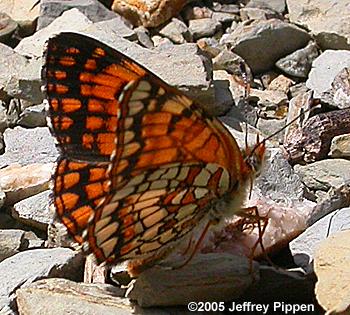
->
193 168 211 186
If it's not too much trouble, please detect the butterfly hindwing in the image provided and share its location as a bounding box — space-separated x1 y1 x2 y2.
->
44 32 244 264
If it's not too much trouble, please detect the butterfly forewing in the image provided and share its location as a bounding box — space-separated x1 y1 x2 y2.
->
44 32 244 264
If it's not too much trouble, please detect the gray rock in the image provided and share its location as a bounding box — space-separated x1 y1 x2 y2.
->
0 0 39 34
241 266 315 305
23 231 45 249
0 230 26 262
17 103 47 128
0 13 17 43
196 37 221 58
287 0 350 50
221 19 310 73
93 17 137 41
240 7 281 21
213 48 252 77
212 12 237 24
0 163 53 208
12 190 52 231
0 54 43 106
37 0 120 30
212 3 240 15
15 9 94 57
159 18 191 44
322 67 350 109
294 159 350 192
250 88 288 109
127 253 258 307
212 70 236 116
0 43 28 101
0 248 84 312
306 50 350 99
276 41 319 78
1 127 58 168
330 134 350 158
268 74 295 94
290 207 350 273
188 18 221 40
151 35 174 49
16 278 186 315
257 118 286 144
256 148 307 203
246 0 286 13
17 9 214 108
134 26 153 49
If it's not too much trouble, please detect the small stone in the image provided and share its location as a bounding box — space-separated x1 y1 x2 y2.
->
250 88 288 109
306 50 350 98
1 127 58 168
37 0 118 30
246 0 286 13
111 0 188 28
0 163 54 207
134 26 153 49
323 67 350 109
240 7 281 21
16 278 132 315
268 75 295 94
212 3 240 15
257 118 286 143
276 41 319 78
294 159 350 192
221 19 310 73
12 190 52 231
197 37 221 58
182 5 213 20
314 230 350 313
329 134 350 158
159 18 191 44
0 248 84 312
290 207 350 273
0 229 26 262
0 0 39 34
188 18 221 40
213 49 252 78
17 104 47 128
0 12 17 43
212 12 237 24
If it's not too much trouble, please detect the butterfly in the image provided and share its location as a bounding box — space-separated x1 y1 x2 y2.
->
43 32 266 275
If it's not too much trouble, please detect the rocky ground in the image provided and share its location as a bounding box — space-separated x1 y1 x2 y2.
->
0 0 349 314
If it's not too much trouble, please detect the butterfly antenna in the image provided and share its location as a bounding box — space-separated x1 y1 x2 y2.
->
246 94 321 160
30 0 40 11
239 61 250 98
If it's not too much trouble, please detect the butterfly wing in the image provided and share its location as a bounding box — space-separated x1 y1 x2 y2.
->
44 32 246 264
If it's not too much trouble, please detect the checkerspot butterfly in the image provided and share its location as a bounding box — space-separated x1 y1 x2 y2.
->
43 32 265 274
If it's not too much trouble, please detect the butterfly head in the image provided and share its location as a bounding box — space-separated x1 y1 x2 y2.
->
243 135 266 179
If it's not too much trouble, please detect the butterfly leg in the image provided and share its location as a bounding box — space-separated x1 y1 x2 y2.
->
172 219 215 270
180 235 194 257
236 206 275 277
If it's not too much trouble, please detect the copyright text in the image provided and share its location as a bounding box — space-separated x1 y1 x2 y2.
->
187 301 315 314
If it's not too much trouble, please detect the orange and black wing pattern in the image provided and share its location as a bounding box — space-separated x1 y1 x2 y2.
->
44 32 246 264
